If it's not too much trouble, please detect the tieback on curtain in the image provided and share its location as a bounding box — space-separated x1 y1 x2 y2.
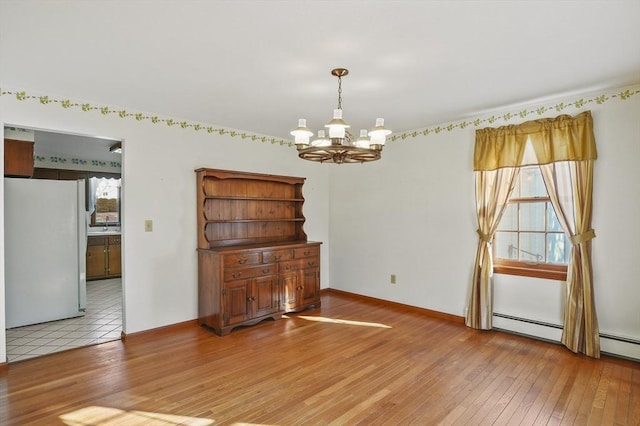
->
570 229 596 245
477 229 492 242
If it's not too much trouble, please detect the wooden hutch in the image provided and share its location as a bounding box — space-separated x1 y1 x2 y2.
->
196 168 321 335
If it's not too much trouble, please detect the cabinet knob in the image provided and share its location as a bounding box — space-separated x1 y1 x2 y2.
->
232 272 243 279
238 259 248 264
304 251 311 256
263 269 270 273
307 261 315 267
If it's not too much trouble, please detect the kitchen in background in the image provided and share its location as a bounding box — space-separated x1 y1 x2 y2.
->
4 127 123 362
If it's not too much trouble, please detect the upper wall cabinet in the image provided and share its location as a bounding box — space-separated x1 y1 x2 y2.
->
4 139 34 177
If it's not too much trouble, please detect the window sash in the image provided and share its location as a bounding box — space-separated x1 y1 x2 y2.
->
493 169 568 280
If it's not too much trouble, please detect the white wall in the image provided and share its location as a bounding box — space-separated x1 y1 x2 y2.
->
2 84 638 363
328 124 476 317
0 92 330 362
329 85 640 359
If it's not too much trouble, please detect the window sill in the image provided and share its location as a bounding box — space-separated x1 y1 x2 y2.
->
494 262 567 281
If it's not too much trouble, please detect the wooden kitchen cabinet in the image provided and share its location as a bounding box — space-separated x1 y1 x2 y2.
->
87 235 121 280
107 236 122 276
196 168 321 335
4 139 34 177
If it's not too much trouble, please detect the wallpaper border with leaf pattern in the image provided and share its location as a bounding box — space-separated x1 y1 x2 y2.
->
1 86 639 146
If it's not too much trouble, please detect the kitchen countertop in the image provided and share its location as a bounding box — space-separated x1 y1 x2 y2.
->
87 230 121 236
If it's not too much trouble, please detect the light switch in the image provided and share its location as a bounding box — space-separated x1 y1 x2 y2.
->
144 219 153 232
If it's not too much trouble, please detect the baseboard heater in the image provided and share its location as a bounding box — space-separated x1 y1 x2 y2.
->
493 312 562 330
493 312 640 345
493 312 640 361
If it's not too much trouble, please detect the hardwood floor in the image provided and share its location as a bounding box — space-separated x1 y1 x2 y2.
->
1 290 639 425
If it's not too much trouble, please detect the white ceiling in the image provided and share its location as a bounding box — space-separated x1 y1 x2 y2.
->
1 0 639 145
31 129 121 162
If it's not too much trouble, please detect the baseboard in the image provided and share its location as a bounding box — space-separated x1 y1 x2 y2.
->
121 319 199 341
321 288 465 324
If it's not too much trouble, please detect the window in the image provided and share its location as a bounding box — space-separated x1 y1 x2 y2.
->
89 176 121 226
493 166 568 280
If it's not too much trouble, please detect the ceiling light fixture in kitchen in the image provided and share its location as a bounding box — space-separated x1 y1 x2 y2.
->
109 142 122 154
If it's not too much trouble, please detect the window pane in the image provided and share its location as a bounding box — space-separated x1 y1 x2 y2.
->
519 232 545 263
497 204 517 231
93 178 121 224
520 166 546 197
495 231 518 260
520 202 545 231
511 177 520 198
547 232 569 264
547 202 563 232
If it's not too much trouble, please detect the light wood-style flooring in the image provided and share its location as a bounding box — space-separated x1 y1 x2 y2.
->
1 290 639 425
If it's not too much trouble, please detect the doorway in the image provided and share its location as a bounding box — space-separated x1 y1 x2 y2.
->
3 126 125 362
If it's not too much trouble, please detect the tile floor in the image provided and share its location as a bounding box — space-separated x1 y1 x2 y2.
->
5 278 122 362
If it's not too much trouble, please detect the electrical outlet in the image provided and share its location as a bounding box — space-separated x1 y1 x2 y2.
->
390 274 397 284
144 219 153 232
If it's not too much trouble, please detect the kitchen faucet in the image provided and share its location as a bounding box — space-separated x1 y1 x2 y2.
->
104 215 109 231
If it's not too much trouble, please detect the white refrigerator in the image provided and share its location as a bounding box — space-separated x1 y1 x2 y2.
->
5 178 87 328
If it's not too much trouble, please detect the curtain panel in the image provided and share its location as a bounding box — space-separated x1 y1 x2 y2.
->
466 167 519 329
467 110 600 358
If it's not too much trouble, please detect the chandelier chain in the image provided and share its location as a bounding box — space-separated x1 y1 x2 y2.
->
337 75 343 110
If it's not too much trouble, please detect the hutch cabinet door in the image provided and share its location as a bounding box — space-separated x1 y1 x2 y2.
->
281 272 299 311
253 275 281 318
301 266 320 307
223 280 251 326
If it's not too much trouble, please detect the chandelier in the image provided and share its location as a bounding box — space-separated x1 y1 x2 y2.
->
291 68 391 164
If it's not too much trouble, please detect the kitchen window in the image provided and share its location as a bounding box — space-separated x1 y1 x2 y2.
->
89 176 121 226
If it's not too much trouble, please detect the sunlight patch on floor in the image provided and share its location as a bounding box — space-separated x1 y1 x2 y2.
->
298 315 392 328
60 406 214 425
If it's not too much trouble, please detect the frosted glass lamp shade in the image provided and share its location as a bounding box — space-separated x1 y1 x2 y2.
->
291 118 314 145
325 109 349 139
368 118 392 145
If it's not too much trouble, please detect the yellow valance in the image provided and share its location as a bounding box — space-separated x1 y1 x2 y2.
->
474 111 597 171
